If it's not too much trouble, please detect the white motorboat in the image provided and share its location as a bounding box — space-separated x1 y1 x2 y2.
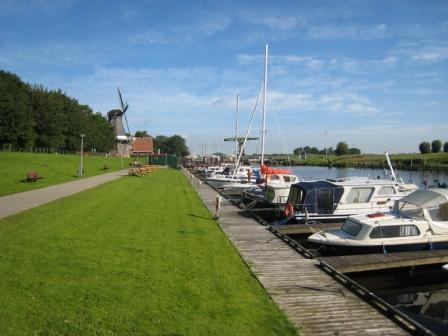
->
206 166 259 189
242 173 300 207
287 176 418 223
308 188 448 254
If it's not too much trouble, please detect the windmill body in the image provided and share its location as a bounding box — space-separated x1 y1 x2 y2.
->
107 87 133 157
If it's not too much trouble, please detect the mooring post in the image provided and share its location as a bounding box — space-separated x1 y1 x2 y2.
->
214 195 222 219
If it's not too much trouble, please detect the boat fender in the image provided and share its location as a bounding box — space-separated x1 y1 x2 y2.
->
284 202 294 218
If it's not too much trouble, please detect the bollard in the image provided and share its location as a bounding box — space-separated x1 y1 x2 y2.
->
214 195 222 219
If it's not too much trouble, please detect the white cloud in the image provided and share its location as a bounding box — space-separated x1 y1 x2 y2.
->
307 23 390 40
129 16 231 45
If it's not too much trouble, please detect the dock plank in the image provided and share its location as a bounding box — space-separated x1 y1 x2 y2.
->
186 170 409 336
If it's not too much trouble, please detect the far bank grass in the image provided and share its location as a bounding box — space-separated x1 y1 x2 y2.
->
266 152 448 170
0 151 146 197
0 169 297 335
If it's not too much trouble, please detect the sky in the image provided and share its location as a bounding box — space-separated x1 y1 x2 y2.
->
1 0 448 155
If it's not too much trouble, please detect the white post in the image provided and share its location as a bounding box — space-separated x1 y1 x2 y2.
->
261 44 268 167
80 134 85 177
214 195 222 219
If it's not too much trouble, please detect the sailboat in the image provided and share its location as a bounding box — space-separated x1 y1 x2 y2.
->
240 44 299 206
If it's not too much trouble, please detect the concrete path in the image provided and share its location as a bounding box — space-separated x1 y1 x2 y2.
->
0 170 128 220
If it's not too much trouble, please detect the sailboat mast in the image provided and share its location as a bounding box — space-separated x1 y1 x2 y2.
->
261 44 268 165
235 93 239 166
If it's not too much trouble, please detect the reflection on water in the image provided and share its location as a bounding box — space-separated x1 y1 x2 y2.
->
290 166 448 188
352 267 448 335
383 289 448 335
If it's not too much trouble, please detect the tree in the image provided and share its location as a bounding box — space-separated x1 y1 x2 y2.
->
0 71 35 149
293 147 302 156
431 139 442 153
165 135 189 156
335 142 349 156
419 141 431 154
155 135 169 153
348 147 361 155
135 130 148 137
309 147 319 154
444 142 448 153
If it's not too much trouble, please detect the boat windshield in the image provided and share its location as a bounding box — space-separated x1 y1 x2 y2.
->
342 220 362 236
398 201 424 219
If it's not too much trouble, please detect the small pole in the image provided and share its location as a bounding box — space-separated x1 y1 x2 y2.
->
79 134 85 177
214 195 222 219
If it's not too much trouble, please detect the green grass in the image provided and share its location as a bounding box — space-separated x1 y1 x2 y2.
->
0 169 297 335
0 152 148 197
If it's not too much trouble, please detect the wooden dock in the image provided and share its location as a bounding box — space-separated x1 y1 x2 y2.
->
320 250 448 273
185 170 410 335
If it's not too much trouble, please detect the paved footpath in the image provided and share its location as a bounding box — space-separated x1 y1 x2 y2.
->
0 169 128 220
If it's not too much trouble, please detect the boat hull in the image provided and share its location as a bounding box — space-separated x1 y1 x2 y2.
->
310 241 448 256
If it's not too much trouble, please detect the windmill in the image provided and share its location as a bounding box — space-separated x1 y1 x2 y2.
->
107 87 133 157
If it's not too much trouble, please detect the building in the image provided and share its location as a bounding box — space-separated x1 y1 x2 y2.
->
132 136 154 157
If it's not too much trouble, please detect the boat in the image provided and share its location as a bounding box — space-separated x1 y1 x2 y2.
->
285 152 418 223
239 44 300 205
241 172 300 209
206 166 259 189
308 188 448 254
287 176 418 223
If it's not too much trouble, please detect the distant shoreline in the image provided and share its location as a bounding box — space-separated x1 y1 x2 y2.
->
260 153 448 171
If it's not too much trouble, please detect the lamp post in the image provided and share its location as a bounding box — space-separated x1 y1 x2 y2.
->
80 134 85 177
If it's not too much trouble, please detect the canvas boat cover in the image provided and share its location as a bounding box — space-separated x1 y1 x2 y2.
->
399 189 448 209
260 164 292 175
288 180 344 214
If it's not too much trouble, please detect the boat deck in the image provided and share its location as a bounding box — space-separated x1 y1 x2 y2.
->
185 170 410 335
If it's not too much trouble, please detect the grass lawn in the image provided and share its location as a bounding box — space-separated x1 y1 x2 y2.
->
0 152 145 197
0 169 297 335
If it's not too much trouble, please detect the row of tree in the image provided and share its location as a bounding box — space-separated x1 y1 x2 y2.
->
0 70 115 152
418 140 448 154
135 130 189 156
293 142 361 156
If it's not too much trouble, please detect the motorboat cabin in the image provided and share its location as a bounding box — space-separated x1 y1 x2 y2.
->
241 174 300 207
308 188 448 254
286 177 418 223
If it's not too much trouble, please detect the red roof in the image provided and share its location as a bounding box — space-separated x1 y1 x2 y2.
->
132 137 154 153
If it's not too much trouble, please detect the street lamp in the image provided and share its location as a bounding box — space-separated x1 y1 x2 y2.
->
79 134 85 177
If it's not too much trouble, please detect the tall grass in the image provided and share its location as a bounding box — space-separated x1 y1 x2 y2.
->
0 169 297 335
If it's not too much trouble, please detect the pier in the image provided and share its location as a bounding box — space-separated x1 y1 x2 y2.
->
186 171 412 335
320 250 448 273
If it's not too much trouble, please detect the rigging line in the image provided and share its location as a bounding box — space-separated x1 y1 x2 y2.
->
232 81 264 177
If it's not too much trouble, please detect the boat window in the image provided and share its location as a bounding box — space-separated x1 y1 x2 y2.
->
378 186 396 195
346 187 374 203
283 176 291 182
342 220 362 236
369 225 420 239
399 202 424 219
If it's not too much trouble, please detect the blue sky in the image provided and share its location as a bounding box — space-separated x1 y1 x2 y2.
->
1 0 447 154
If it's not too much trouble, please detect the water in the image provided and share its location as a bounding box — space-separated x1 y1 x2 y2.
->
290 166 448 188
351 267 448 335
